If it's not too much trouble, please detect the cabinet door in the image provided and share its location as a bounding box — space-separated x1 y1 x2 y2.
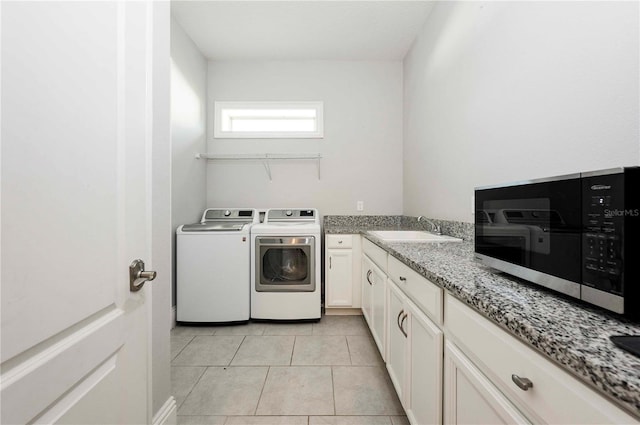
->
361 256 374 326
370 261 387 357
406 300 443 425
326 248 353 307
386 280 407 403
444 342 530 425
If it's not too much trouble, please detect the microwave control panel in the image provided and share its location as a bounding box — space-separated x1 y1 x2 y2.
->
582 173 624 295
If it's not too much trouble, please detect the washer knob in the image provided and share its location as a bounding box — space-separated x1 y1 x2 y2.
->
224 210 231 217
286 210 293 217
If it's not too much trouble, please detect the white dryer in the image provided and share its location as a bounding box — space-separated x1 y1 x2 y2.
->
250 208 321 320
177 208 258 323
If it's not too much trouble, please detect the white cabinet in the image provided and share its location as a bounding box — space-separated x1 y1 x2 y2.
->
325 234 361 310
387 279 444 425
406 299 443 425
386 280 407 400
356 236 637 425
361 253 387 357
388 255 442 325
444 341 530 425
445 294 638 425
326 249 352 306
371 263 387 355
361 255 374 326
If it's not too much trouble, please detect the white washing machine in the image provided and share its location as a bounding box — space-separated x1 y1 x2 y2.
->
250 208 321 320
177 208 258 323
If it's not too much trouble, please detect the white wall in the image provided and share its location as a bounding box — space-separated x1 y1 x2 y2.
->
171 17 208 305
206 61 403 215
403 1 640 223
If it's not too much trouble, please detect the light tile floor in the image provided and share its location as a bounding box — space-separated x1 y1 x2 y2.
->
171 315 408 425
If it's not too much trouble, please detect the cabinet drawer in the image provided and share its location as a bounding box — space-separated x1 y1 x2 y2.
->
388 255 443 325
363 238 387 272
326 234 353 249
445 295 636 424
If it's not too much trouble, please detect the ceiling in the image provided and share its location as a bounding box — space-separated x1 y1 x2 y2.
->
171 1 435 61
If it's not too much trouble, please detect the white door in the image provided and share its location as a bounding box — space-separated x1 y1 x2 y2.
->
386 280 407 403
361 256 374 326
370 262 387 357
444 342 530 425
326 248 353 307
406 299 443 425
2 2 159 423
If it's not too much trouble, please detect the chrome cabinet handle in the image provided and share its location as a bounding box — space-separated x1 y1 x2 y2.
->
338 240 343 244
399 276 407 282
511 374 533 391
400 312 408 338
129 259 156 292
366 270 373 285
329 257 332 269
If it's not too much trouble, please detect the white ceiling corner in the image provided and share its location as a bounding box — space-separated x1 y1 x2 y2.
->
171 1 435 61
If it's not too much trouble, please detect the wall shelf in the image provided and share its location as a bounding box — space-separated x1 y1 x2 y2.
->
195 153 322 180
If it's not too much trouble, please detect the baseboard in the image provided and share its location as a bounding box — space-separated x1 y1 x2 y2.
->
324 307 362 316
171 306 176 329
152 396 176 425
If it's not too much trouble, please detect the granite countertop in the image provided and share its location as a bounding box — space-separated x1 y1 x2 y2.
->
324 223 640 419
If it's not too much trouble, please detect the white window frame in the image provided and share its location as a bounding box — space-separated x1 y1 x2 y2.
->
214 101 324 139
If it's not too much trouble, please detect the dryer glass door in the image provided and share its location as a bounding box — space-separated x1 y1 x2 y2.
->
256 237 315 292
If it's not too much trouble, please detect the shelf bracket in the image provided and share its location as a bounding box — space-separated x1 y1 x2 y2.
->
262 159 272 181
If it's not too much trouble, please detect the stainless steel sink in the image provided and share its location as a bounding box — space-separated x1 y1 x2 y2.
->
368 230 462 243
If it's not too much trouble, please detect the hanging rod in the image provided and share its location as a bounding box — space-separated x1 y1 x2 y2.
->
195 153 321 160
195 153 322 180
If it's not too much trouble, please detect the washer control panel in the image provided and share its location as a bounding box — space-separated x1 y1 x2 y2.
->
202 209 256 222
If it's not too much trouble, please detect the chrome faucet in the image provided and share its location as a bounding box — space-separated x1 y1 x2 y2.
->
417 216 441 235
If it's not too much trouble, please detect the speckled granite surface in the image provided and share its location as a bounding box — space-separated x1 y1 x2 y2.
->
323 215 474 241
323 218 640 418
322 215 403 235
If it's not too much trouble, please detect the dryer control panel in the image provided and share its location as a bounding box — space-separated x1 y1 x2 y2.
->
266 209 317 222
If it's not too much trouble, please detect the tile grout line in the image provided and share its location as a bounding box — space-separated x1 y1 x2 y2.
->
171 334 195 362
344 335 353 366
228 335 247 366
176 365 208 412
290 335 297 366
253 365 271 416
331 365 337 416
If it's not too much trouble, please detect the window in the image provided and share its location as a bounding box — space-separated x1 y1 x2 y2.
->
214 101 324 139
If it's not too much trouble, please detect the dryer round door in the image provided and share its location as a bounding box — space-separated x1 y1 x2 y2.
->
256 236 316 292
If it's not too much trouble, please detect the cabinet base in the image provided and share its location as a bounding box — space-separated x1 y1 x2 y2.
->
324 308 362 316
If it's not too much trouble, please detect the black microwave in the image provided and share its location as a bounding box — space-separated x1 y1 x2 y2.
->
475 167 640 318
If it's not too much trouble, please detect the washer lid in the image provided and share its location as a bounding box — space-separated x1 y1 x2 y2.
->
181 223 246 232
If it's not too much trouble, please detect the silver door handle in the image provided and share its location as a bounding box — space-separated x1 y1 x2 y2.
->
130 259 156 292
399 276 407 282
366 270 373 285
511 374 533 391
329 257 332 269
